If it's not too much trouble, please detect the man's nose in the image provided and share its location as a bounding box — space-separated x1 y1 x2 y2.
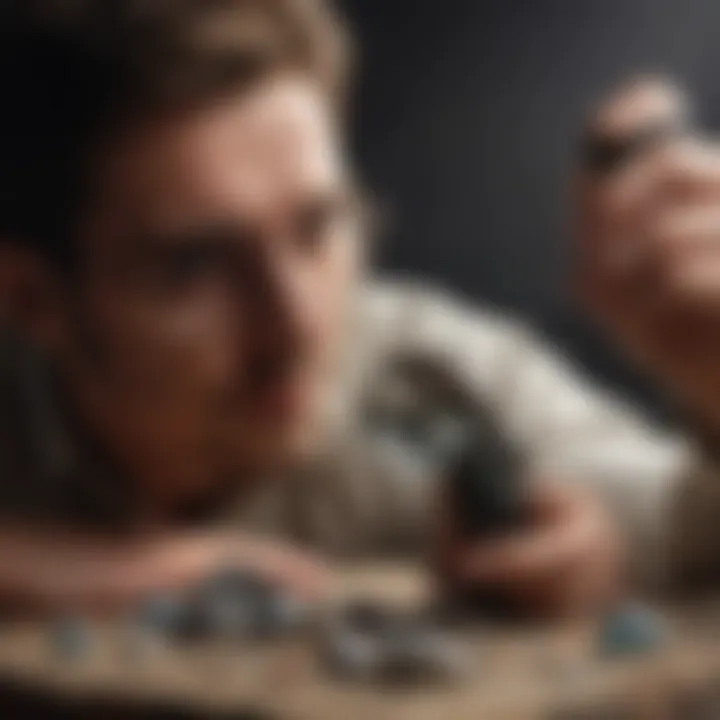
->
241 257 318 358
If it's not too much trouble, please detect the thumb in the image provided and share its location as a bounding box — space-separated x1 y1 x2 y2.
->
574 76 692 273
580 75 691 177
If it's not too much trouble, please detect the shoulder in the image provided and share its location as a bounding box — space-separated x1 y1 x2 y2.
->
357 275 535 363
346 276 559 422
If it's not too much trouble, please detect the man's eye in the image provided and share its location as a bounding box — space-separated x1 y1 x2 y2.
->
294 201 345 254
163 246 223 283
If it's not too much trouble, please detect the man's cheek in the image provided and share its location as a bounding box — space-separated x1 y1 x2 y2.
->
103 301 243 398
318 245 359 347
161 305 241 383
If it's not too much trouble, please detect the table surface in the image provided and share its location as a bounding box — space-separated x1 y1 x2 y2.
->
0 565 718 720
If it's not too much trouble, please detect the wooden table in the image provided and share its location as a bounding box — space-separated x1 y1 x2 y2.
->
0 565 718 719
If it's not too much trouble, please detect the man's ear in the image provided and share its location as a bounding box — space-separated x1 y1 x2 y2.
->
0 243 68 350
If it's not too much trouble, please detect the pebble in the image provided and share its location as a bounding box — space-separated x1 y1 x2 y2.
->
259 592 311 637
598 603 668 659
200 585 257 640
51 617 92 660
195 567 309 641
322 629 378 680
342 600 396 636
136 592 201 641
322 601 467 686
381 628 461 685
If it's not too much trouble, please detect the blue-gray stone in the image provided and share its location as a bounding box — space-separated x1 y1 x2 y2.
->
52 617 91 660
323 629 378 679
259 592 310 637
343 600 395 636
136 592 200 640
200 567 278 639
598 603 668 658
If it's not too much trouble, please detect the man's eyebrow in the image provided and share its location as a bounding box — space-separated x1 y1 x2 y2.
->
124 183 367 253
132 218 257 251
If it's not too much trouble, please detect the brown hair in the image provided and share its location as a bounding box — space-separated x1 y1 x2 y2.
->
0 0 352 264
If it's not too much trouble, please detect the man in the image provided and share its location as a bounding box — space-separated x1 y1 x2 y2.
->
0 0 711 619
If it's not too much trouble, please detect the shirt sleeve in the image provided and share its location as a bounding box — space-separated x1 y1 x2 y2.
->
377 282 714 592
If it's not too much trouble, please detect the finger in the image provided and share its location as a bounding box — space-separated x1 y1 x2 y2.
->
456 485 598 583
576 77 690 272
502 501 622 620
455 525 578 584
659 255 720 307
581 153 660 273
576 149 720 335
577 138 693 281
540 520 622 619
163 534 332 600
243 543 333 599
580 76 690 180
577 75 689 216
658 139 720 198
587 75 690 136
651 205 720 257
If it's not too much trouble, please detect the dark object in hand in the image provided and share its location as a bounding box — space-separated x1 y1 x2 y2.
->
367 355 528 538
365 355 530 617
580 120 682 175
445 409 526 538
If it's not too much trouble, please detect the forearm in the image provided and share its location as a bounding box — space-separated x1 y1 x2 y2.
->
570 442 720 595
0 523 330 618
0 526 225 616
0 525 151 615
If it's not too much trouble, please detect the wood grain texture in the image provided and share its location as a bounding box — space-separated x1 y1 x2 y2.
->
0 565 718 719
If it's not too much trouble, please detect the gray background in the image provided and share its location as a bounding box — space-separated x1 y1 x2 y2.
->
340 0 720 412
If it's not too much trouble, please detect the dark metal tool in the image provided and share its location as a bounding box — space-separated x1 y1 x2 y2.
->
365 355 529 615
580 118 684 176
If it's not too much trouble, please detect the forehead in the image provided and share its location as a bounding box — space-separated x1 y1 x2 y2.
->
93 74 345 226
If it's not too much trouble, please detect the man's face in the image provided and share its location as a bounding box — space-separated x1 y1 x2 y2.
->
62 74 361 495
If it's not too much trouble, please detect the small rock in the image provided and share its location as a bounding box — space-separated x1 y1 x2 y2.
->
51 617 91 660
196 571 262 640
322 628 378 680
259 592 311 637
598 603 668 659
136 592 201 641
380 623 467 685
342 600 396 636
196 566 308 641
